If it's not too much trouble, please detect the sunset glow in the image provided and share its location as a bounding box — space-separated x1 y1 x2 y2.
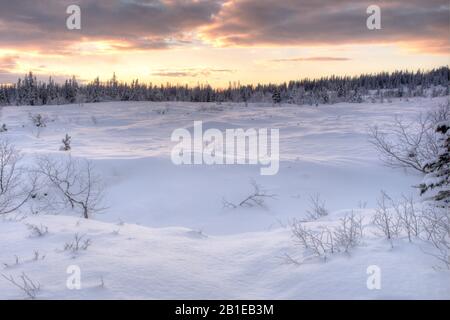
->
0 0 448 86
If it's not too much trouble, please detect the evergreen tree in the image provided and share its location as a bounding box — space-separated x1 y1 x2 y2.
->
0 66 448 106
272 90 281 104
0 86 8 105
420 120 450 207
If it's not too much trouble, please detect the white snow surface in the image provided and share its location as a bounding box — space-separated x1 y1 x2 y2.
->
0 97 449 299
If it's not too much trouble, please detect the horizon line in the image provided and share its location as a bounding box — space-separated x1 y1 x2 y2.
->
1 65 448 89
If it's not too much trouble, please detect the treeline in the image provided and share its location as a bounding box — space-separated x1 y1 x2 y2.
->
0 67 448 106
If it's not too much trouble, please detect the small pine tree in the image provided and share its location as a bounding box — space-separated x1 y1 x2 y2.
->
30 113 46 127
0 88 7 105
60 134 72 151
419 120 450 207
272 90 281 104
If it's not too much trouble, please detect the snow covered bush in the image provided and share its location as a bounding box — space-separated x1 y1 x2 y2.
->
369 101 449 173
290 212 364 263
36 156 105 219
419 119 450 207
370 190 448 267
416 113 450 267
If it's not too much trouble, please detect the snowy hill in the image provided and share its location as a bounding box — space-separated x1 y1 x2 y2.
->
0 96 449 299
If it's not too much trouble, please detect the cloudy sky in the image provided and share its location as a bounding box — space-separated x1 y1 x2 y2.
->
0 0 448 86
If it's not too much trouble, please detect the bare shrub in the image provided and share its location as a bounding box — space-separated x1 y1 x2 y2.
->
2 255 20 268
420 206 450 268
64 233 92 253
306 193 328 220
26 223 48 237
357 200 368 209
1 272 40 299
372 192 401 245
36 156 105 219
291 221 333 261
155 106 169 115
222 180 276 209
369 117 431 172
369 102 449 173
1 212 27 222
29 113 47 138
334 213 364 252
290 212 364 263
370 191 448 267
29 113 47 128
99 276 105 288
291 220 311 249
393 195 420 242
0 140 37 215
197 105 224 112
32 250 45 261
91 116 98 125
428 101 450 124
281 253 301 266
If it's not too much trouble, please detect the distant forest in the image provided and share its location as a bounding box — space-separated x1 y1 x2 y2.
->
0 67 448 106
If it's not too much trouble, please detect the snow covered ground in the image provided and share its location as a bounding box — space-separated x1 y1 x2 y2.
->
0 96 449 299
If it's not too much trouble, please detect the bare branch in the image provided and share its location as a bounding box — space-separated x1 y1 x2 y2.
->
1 272 40 299
0 139 37 215
368 103 450 173
36 156 105 219
306 193 329 220
223 180 276 209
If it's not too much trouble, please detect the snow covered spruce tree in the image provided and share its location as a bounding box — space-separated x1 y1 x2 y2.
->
272 90 281 104
1 67 448 106
419 120 450 207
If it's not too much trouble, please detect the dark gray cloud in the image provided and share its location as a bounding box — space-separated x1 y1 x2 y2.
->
202 0 450 53
0 0 448 54
0 0 223 52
